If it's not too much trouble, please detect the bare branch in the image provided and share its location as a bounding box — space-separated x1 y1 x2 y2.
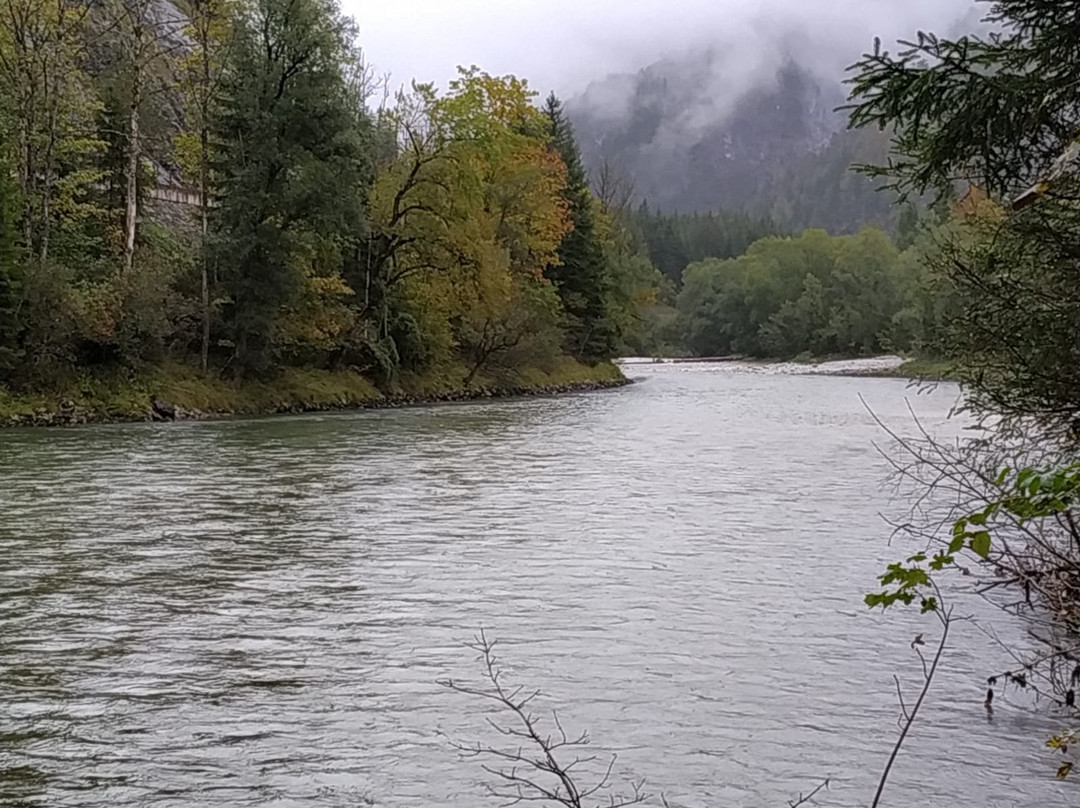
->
440 630 648 808
788 779 830 808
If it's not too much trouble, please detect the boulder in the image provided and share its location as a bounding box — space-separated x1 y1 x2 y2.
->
151 399 177 421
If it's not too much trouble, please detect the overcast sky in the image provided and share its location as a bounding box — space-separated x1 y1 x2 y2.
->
343 0 982 97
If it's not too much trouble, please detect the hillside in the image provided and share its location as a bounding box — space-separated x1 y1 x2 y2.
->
567 56 898 233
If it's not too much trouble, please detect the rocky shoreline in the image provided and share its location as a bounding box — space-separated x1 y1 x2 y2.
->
2 377 633 428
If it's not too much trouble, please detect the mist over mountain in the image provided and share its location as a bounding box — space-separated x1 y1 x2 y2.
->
566 52 896 232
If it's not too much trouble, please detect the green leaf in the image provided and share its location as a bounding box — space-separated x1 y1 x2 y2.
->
968 512 987 526
994 467 1010 486
970 531 992 559
1057 761 1073 780
929 552 954 571
948 535 965 554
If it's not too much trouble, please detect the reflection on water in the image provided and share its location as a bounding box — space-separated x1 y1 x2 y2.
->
0 366 1070 807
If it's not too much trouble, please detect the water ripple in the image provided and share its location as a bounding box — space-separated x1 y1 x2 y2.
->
0 368 1070 806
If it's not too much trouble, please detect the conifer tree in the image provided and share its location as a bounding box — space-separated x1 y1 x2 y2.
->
543 93 616 360
848 0 1080 429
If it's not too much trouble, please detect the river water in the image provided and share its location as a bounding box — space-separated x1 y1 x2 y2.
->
0 364 1071 807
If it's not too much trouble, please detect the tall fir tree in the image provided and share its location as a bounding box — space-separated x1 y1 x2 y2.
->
543 93 616 360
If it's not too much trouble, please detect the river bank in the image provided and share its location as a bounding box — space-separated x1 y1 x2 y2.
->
0 359 627 427
865 357 956 381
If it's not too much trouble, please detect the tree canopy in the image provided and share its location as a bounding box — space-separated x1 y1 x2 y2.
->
0 0 666 393
675 227 944 359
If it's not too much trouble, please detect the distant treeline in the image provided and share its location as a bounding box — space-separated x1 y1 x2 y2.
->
629 206 779 283
622 203 953 359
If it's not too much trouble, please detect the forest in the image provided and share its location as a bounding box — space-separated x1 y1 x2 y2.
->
670 220 952 360
568 58 902 233
0 0 976 427
0 0 669 420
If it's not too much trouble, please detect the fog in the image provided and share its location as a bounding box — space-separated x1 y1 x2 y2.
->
344 0 984 98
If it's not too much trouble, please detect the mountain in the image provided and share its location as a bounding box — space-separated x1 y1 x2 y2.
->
567 55 897 233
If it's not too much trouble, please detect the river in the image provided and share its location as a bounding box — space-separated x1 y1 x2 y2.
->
0 364 1071 807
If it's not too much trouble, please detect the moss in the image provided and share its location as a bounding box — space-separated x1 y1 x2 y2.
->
395 358 623 397
396 363 470 397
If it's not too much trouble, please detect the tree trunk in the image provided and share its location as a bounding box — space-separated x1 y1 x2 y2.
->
17 118 32 251
38 11 65 263
233 327 246 383
123 80 140 274
199 126 211 373
200 208 210 371
198 25 213 373
40 94 57 262
463 320 494 388
463 359 484 388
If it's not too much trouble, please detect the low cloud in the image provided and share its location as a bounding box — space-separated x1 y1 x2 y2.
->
348 0 982 98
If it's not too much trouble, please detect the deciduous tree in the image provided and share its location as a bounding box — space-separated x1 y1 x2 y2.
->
212 0 371 377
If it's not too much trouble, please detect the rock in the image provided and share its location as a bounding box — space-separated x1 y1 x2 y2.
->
151 399 177 421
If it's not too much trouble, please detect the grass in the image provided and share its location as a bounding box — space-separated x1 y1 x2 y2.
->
759 352 959 382
0 358 625 426
394 356 624 398
879 357 958 382
503 356 624 388
161 366 382 414
0 368 162 422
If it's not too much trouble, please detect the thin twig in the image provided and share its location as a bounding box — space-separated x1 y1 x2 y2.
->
440 630 647 808
788 778 830 808
870 608 953 808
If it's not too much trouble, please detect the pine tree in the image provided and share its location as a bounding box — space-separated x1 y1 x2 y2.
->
642 212 689 282
543 93 616 360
